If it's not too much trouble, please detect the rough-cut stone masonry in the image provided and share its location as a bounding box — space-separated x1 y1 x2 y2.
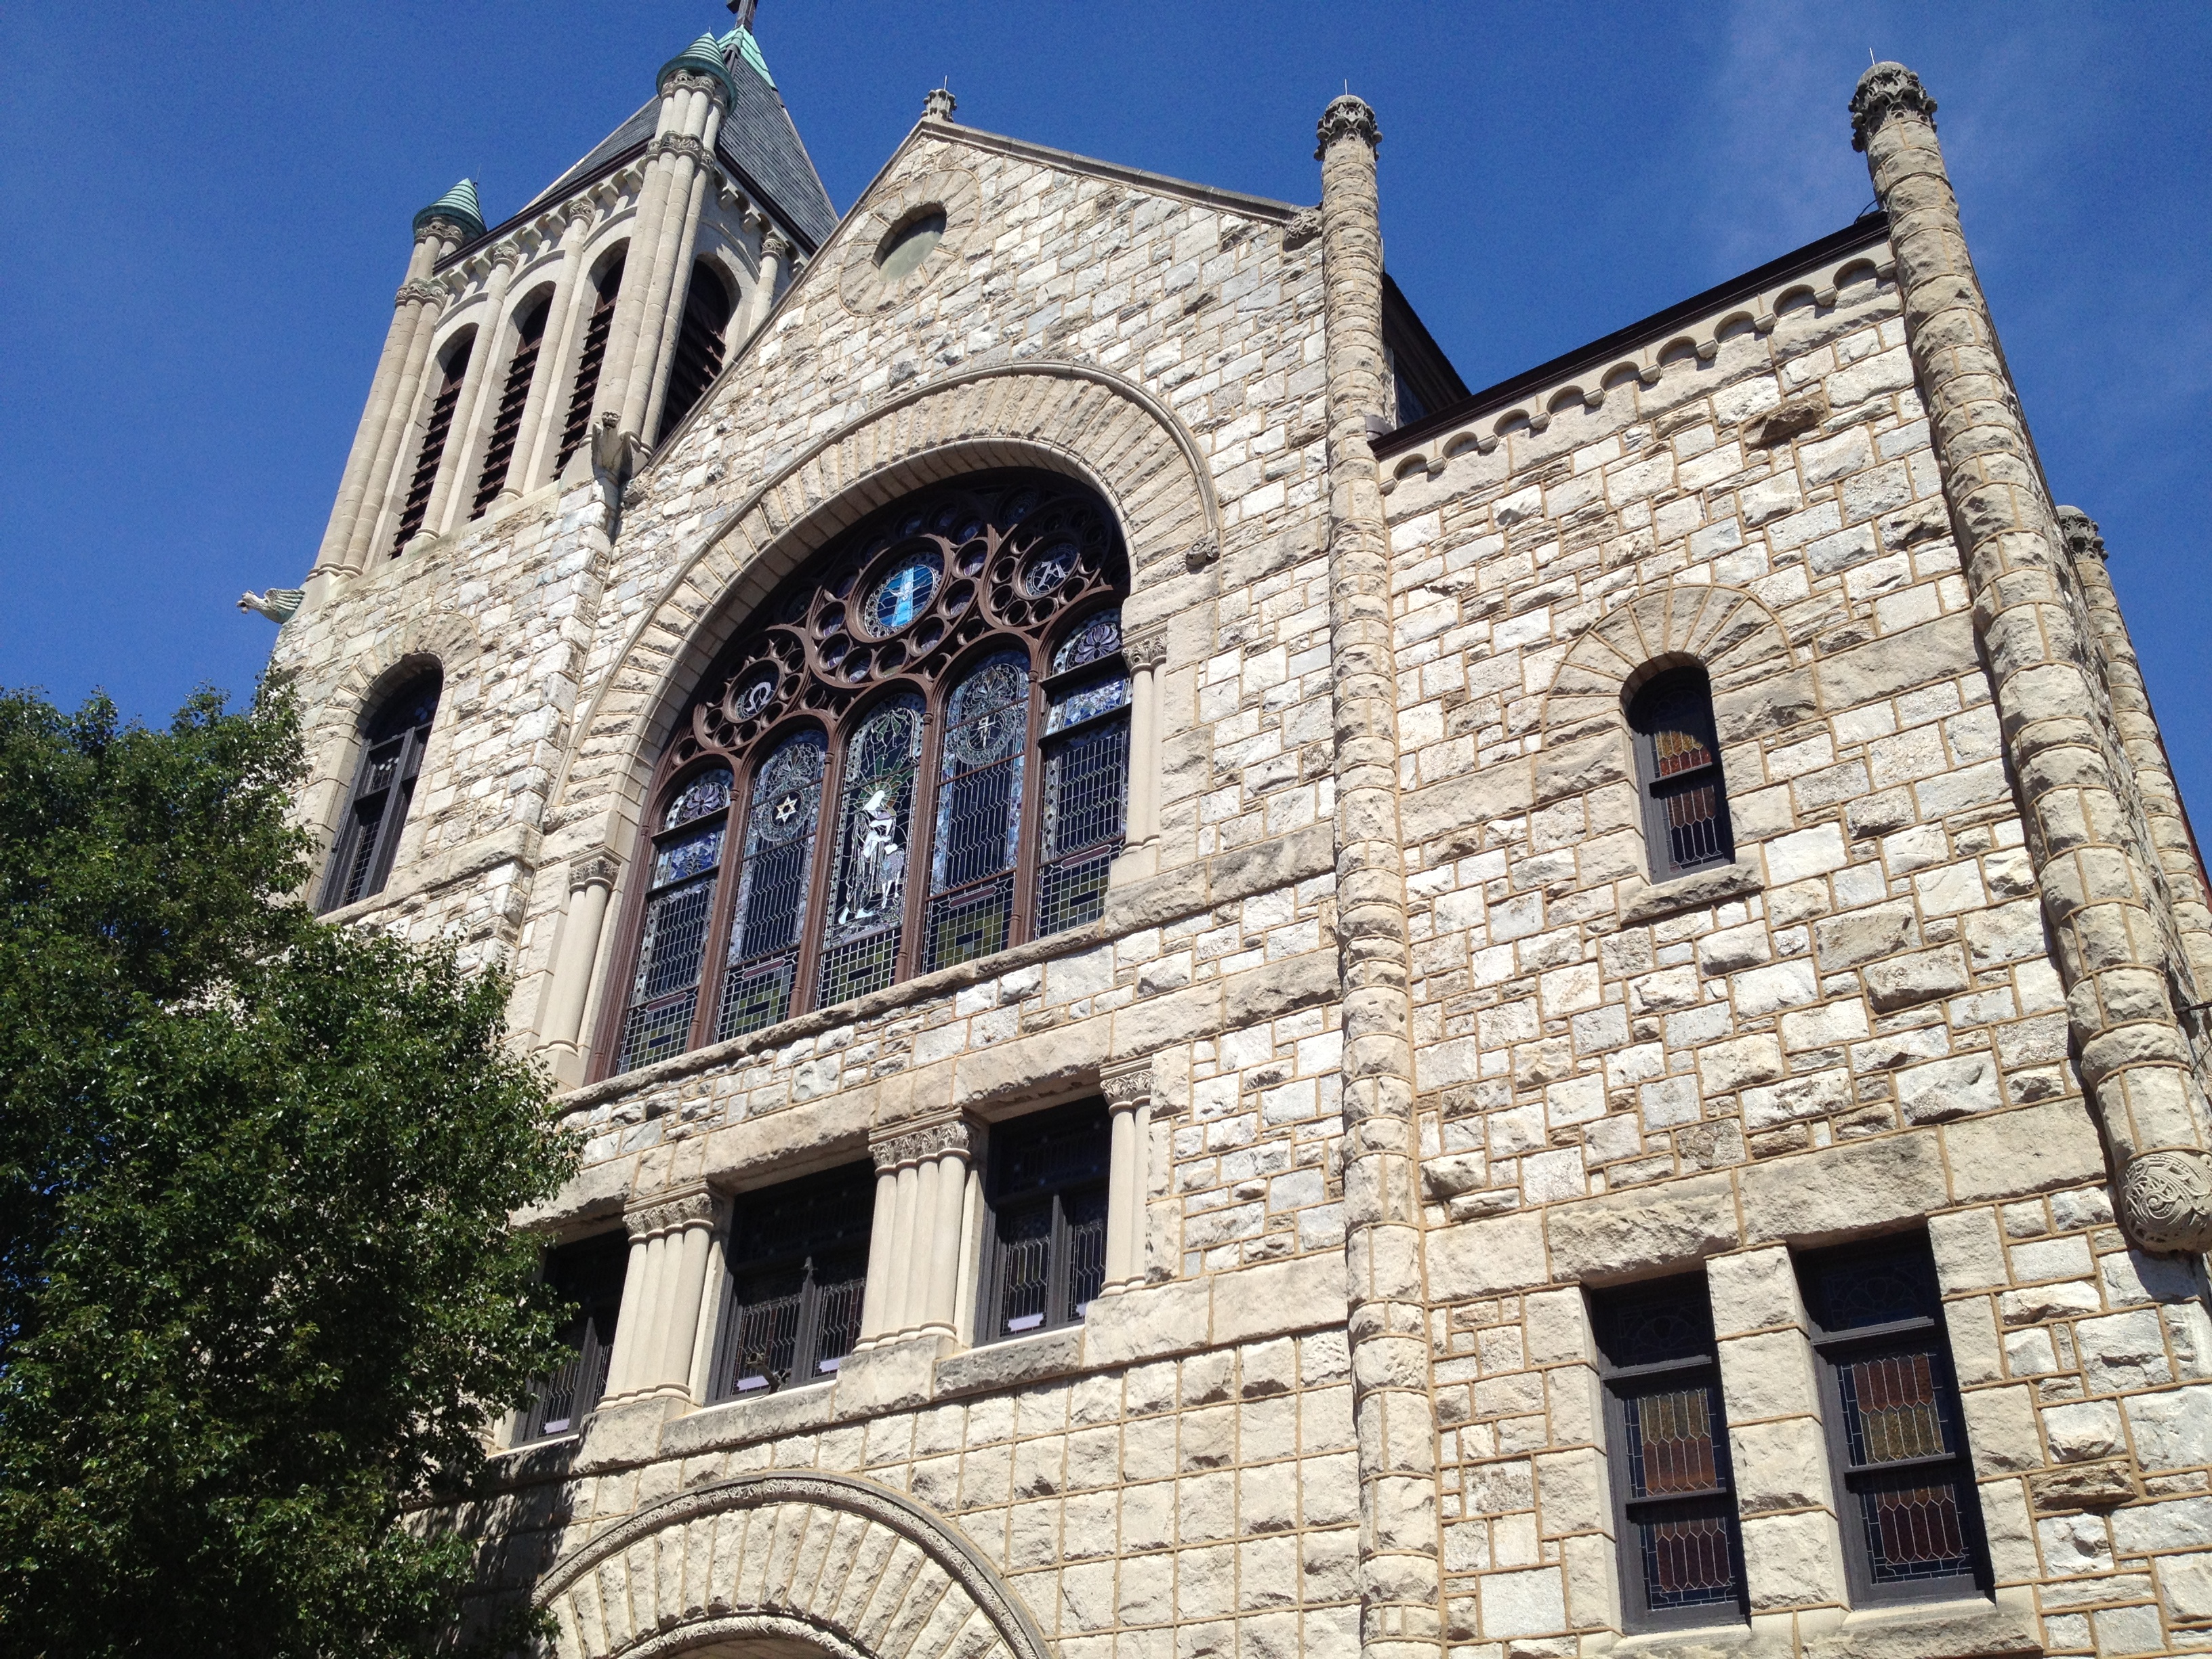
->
260 49 2212 1659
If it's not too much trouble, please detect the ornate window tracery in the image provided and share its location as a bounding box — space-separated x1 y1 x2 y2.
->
600 471 1130 1079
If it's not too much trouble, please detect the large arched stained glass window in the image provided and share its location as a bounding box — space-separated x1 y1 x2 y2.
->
717 731 827 1041
617 766 732 1072
819 694 925 1006
598 471 1131 1080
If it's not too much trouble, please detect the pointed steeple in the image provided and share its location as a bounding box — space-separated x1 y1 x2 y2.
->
720 24 775 89
411 178 484 241
659 30 737 102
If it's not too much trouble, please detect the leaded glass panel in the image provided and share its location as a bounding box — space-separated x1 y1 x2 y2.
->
819 694 924 1006
924 653 1029 972
718 733 825 1040
1629 667 1733 880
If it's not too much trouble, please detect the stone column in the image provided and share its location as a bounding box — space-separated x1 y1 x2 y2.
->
424 243 518 538
592 102 688 437
541 855 619 1085
743 229 792 337
615 78 726 442
338 222 466 573
517 200 602 495
1853 62 2212 1254
863 1120 975 1343
600 1210 656 1401
1102 1061 1153 1292
605 1187 722 1402
310 227 446 594
1123 631 1167 851
2057 508 2212 995
1317 94 1443 1659
639 162 716 443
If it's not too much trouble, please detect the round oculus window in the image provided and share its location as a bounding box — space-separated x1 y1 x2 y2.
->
876 209 946 283
1019 540 1078 597
866 552 939 634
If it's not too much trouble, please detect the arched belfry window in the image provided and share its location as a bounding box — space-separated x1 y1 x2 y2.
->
656 262 734 445
556 253 625 475
319 668 441 914
394 333 473 551
600 471 1131 1078
473 291 552 516
1628 664 1734 881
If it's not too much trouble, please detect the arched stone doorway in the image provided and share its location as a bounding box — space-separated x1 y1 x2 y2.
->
535 1471 1054 1659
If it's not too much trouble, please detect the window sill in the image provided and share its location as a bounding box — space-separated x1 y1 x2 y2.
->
1589 1622 1779 1659
1797 1592 2038 1659
1618 857 1763 926
936 1323 1085 1398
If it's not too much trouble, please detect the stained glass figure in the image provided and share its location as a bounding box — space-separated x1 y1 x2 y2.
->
718 731 827 1040
619 764 732 1071
925 652 1029 971
818 694 924 1006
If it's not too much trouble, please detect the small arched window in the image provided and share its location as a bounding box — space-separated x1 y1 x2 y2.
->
472 291 552 516
555 253 626 474
600 472 1130 1078
656 262 734 444
1628 665 1734 880
320 668 442 913
394 333 473 552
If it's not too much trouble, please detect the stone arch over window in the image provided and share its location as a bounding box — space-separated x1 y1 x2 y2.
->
533 1471 1055 1659
595 470 1132 1076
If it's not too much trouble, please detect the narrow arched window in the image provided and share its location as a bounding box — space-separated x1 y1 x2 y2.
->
394 333 472 552
320 668 441 913
716 730 827 1041
1629 665 1733 880
819 692 925 1006
597 472 1129 1080
555 253 625 474
615 764 732 1072
656 262 733 444
472 292 552 517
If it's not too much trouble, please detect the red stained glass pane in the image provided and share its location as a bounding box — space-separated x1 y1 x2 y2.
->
1842 1351 1950 1465
1864 1479 1971 1582
1632 1387 1720 1496
1653 723 1715 779
1642 1509 1740 1607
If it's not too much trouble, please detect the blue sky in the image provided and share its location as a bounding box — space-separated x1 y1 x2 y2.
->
3 3 2207 814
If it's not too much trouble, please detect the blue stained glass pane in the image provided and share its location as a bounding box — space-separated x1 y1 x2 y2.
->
653 823 724 886
1051 609 1122 674
1045 674 1129 733
867 554 938 633
663 766 732 830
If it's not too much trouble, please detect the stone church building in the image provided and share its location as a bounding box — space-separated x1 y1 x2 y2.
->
256 15 2212 1659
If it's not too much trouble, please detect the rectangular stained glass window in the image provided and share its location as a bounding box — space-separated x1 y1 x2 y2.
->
708 1161 876 1398
1799 1237 1989 1601
1036 674 1128 938
1592 1277 1748 1631
981 1101 1111 1341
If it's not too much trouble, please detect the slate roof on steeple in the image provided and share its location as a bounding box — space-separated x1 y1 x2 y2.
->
509 30 835 253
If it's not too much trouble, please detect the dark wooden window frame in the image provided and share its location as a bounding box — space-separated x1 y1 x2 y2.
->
1798 1235 1992 1606
1591 1275 1750 1632
976 1099 1111 1345
516 1228 626 1443
1627 662 1735 882
706 1161 876 1398
318 668 441 914
592 472 1130 1081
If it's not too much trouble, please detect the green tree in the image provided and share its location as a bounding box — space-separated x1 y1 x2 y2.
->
0 685 579 1657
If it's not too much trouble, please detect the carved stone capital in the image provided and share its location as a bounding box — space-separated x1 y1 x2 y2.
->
655 131 714 167
1102 1061 1153 1111
871 1118 974 1171
413 214 472 247
661 69 729 107
1851 61 1938 152
2117 1148 2212 1254
1184 533 1221 573
761 230 796 263
562 196 598 227
569 853 620 892
1123 630 1168 672
922 85 958 121
626 1185 723 1238
2057 505 2108 563
1314 94 1380 160
394 279 444 309
1283 209 1322 251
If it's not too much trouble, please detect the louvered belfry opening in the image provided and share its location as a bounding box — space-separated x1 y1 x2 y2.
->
655 262 734 445
556 255 625 474
319 667 443 913
393 335 472 552
472 295 551 517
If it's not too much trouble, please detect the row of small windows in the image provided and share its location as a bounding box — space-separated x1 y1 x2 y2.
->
523 1097 1111 1433
390 250 734 556
604 473 1133 1077
1597 1233 1987 1627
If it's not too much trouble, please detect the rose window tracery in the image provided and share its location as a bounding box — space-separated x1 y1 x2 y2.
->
603 472 1133 1078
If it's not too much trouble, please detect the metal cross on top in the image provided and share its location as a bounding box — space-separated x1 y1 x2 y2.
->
726 0 758 28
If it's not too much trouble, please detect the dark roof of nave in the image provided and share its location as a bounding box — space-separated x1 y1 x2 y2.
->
496 62 837 255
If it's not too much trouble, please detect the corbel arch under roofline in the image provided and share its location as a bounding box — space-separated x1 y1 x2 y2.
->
553 361 1219 845
533 1470 1057 1659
